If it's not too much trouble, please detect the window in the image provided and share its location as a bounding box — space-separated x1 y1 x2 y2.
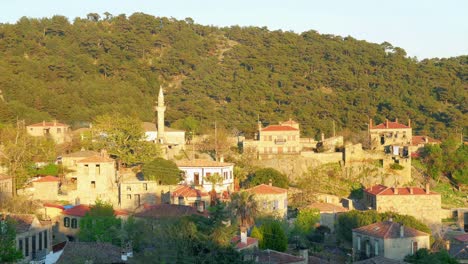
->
44 230 47 248
272 200 279 210
91 181 96 188
127 194 132 200
374 240 379 256
127 186 132 191
95 164 100 175
18 239 23 253
39 232 42 250
357 236 361 251
64 217 70 227
143 183 148 191
206 172 211 177
57 128 62 133
32 235 36 256
71 218 78 229
263 201 267 209
412 241 418 254
25 237 29 256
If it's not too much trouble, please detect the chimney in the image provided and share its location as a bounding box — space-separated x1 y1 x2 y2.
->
257 121 262 132
53 120 57 126
386 119 389 128
445 240 451 251
42 120 45 126
121 250 128 261
400 224 404 238
299 249 308 261
425 183 430 194
424 137 428 143
321 132 325 142
369 119 373 129
220 155 224 163
408 119 411 127
240 226 247 244
409 187 413 194
269 179 273 186
389 217 393 222
197 201 205 213
395 118 398 123
394 187 398 195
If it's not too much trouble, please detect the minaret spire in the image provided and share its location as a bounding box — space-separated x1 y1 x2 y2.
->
156 85 166 143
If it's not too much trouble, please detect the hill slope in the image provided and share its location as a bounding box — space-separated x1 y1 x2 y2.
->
0 13 466 138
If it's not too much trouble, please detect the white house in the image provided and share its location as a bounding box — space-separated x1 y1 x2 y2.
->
175 159 234 193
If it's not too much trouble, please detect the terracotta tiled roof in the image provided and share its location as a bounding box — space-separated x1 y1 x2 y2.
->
56 242 124 264
62 150 99 158
77 155 114 163
172 185 209 198
449 244 468 260
27 122 68 127
44 203 65 210
176 159 234 167
135 204 206 219
62 204 127 217
352 221 429 239
34 176 60 183
246 184 287 195
307 202 348 213
412 136 441 145
455 233 468 243
371 121 409 129
5 214 35 233
0 174 12 180
256 249 305 264
354 256 407 264
364 185 438 196
262 125 298 132
231 235 258 250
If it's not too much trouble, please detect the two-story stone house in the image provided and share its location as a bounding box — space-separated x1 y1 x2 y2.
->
369 119 412 152
246 183 288 219
26 120 71 144
352 220 430 261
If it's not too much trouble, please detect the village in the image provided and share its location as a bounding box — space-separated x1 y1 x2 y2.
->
0 86 466 264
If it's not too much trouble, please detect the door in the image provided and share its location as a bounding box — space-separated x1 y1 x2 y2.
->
194 173 200 186
278 147 283 154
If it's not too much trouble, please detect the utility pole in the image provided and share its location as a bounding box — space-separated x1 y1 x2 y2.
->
214 121 218 161
332 120 336 137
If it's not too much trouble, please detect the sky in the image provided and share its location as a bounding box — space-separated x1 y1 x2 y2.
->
1 0 467 59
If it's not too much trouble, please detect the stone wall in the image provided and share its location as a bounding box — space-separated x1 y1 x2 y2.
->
375 194 442 224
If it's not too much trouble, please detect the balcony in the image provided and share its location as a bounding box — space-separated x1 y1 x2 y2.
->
274 139 286 145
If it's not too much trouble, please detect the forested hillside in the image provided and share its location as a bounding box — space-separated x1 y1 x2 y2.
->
0 13 466 139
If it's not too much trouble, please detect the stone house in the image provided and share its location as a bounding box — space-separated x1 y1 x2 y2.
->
56 242 128 264
119 180 160 210
410 135 441 154
2 214 53 263
59 204 127 240
61 150 100 177
134 203 207 220
176 159 235 193
363 184 442 224
32 176 60 201
352 220 430 261
246 183 288 219
170 185 210 211
26 120 71 144
307 202 348 233
369 119 412 152
0 174 13 197
75 154 117 205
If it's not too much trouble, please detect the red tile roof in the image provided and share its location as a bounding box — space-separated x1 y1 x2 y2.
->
412 136 441 145
44 203 65 210
77 155 114 163
172 185 209 198
256 249 305 264
307 202 348 213
62 204 127 217
35 176 60 183
27 122 68 127
246 184 287 195
262 125 298 132
231 235 259 250
364 185 438 196
455 233 468 243
176 159 234 167
371 121 409 129
353 221 429 239
5 214 35 233
0 174 12 180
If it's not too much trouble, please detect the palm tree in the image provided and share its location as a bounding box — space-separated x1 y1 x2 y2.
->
230 191 258 228
205 172 224 192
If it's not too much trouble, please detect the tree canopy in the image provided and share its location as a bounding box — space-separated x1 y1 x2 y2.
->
247 168 289 188
0 13 465 140
0 217 23 263
141 158 182 184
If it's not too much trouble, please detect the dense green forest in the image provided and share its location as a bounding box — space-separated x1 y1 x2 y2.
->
0 13 466 139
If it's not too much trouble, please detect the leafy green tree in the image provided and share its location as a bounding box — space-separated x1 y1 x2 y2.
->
404 248 458 264
230 191 258 228
93 114 160 167
248 168 288 188
293 207 320 235
255 220 288 252
35 163 60 176
0 217 23 262
205 172 224 191
78 200 122 246
141 158 182 184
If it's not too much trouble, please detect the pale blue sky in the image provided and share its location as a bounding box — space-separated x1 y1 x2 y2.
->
1 0 467 59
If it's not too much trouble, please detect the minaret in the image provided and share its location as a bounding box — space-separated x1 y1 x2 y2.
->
155 86 166 143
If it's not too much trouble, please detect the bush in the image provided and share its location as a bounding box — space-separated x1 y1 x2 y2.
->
247 168 288 188
253 220 288 252
294 208 320 235
390 163 404 170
